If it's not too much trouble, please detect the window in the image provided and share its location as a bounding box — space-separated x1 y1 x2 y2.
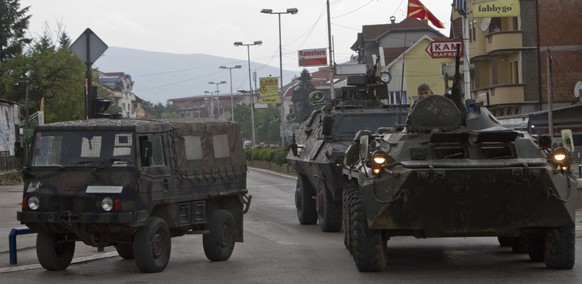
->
81 136 102 158
510 61 519 84
139 135 166 167
184 135 202 160
212 134 230 158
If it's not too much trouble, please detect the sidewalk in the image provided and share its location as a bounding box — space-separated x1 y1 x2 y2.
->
1 179 581 273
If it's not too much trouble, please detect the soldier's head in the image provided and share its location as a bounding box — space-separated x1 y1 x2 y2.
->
417 83 433 100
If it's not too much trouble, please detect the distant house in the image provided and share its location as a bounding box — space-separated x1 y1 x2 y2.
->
168 93 251 120
98 72 145 118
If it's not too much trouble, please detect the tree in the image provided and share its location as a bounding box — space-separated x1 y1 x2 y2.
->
26 27 85 122
292 69 315 122
0 0 31 62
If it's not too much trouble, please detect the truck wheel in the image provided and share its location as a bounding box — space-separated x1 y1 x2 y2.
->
318 187 342 232
203 209 236 261
527 231 545 262
115 242 134 260
497 236 512 247
348 185 388 272
509 236 528 253
36 228 75 271
544 227 575 269
134 217 171 273
343 183 357 252
295 175 317 225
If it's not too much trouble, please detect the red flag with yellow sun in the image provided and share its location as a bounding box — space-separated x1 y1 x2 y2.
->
407 0 445 29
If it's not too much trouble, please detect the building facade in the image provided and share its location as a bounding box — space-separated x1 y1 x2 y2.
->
451 0 582 117
98 72 145 118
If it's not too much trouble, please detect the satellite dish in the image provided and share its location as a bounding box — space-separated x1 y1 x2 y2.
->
480 18 491 32
574 80 582 98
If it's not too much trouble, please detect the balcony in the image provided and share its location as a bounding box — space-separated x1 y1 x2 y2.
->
485 84 525 105
485 31 523 54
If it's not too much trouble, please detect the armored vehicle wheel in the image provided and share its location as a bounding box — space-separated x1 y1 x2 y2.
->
134 217 171 273
347 184 388 272
295 175 317 225
343 183 357 251
527 231 545 262
544 227 575 269
115 242 134 259
36 228 75 271
203 209 236 261
318 187 342 232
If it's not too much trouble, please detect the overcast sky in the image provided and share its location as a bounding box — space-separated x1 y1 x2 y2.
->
21 0 452 73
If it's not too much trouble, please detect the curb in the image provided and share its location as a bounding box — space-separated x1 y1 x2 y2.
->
0 251 118 274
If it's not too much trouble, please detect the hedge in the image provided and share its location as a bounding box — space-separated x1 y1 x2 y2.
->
244 147 289 165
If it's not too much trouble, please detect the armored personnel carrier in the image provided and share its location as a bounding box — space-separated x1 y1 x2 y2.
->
17 118 251 273
288 67 407 232
342 75 577 271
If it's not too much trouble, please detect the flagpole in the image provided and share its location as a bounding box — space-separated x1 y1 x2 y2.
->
398 19 409 125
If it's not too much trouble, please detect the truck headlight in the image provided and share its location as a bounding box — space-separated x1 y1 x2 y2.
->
548 147 571 171
102 197 114 212
28 196 40 210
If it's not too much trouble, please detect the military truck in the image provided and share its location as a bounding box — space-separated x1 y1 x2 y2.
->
341 55 577 271
17 118 251 273
288 66 408 232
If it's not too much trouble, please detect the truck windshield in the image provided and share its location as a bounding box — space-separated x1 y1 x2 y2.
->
31 131 135 167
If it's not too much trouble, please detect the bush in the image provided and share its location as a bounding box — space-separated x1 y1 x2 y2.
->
245 147 289 165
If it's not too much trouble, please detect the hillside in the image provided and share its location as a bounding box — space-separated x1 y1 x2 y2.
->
94 47 298 104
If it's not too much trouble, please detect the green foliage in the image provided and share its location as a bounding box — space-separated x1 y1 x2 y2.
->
245 147 289 165
292 69 315 122
0 0 31 62
29 30 85 122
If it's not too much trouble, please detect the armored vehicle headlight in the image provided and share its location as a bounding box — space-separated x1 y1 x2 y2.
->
372 151 388 165
371 151 390 175
380 71 392 84
548 147 571 171
28 196 40 210
102 197 114 212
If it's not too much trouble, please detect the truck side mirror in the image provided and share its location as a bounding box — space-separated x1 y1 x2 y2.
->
322 115 333 136
14 142 22 158
140 140 152 166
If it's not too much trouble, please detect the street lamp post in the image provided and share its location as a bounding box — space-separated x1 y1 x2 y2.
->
219 65 242 121
261 8 298 147
234 41 262 147
208 81 227 119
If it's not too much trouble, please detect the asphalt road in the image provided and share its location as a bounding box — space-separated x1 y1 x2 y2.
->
1 169 581 283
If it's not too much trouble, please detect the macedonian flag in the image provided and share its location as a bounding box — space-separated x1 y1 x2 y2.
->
407 0 445 29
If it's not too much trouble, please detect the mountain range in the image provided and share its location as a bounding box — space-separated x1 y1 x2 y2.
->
94 47 299 104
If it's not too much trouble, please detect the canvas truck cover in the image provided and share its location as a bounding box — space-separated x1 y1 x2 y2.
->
34 118 247 188
167 118 247 183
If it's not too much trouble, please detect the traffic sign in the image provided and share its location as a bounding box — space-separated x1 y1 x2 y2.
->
425 40 463 59
70 28 108 64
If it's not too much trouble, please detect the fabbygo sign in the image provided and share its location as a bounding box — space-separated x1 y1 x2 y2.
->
425 40 464 59
298 48 327 67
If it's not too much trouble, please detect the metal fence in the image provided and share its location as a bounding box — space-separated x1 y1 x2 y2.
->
0 151 19 173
